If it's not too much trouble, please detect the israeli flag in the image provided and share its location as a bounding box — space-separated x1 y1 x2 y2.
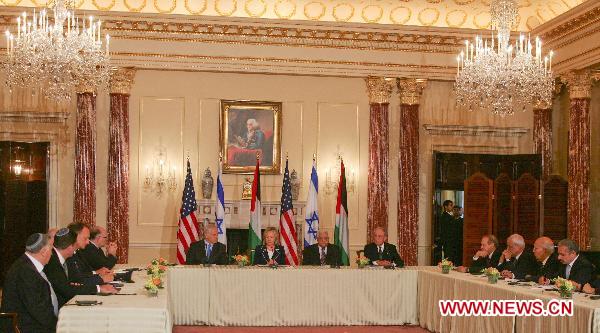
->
215 160 227 245
304 159 319 247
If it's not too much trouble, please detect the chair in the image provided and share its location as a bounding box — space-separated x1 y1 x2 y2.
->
0 312 21 333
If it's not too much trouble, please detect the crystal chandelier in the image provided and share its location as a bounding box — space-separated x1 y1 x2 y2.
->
3 0 110 102
455 0 554 117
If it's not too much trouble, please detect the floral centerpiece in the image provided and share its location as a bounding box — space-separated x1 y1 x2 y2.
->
438 258 453 274
145 258 169 296
233 254 249 267
356 255 369 269
146 258 168 277
144 278 160 296
483 267 500 284
553 277 575 299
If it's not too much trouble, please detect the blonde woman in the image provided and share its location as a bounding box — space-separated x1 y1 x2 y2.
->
252 227 285 265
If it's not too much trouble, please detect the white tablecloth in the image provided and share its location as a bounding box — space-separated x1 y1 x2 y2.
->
168 265 419 326
56 271 171 333
418 266 600 333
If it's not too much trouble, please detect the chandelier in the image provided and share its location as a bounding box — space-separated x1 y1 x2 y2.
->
3 0 110 102
455 0 554 117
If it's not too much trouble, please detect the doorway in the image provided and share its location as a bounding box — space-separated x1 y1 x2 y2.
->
0 141 50 285
431 152 542 265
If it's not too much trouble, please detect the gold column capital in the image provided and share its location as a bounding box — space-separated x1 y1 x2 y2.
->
365 76 394 104
561 69 599 99
533 99 551 110
397 78 427 106
110 67 137 95
75 82 97 94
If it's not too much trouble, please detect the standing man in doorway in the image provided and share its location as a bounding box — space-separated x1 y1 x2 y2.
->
440 200 462 266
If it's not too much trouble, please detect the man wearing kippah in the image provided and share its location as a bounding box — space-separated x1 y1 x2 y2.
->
0 233 58 333
44 228 117 308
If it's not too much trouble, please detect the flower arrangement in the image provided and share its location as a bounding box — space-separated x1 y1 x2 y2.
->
553 277 575 299
483 267 500 284
438 258 454 274
356 255 369 268
233 254 249 267
145 258 169 296
146 257 168 277
144 278 160 296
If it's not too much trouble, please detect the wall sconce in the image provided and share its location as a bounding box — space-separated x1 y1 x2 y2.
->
324 156 356 195
143 146 177 194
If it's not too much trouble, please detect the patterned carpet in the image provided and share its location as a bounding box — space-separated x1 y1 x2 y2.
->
173 326 430 333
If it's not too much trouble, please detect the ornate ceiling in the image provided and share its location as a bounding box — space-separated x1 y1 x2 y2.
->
0 0 590 31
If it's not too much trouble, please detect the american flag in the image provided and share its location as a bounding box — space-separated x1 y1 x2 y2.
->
279 159 299 265
176 160 201 264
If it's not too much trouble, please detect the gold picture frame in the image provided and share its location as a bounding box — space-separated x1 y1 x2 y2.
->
220 100 282 174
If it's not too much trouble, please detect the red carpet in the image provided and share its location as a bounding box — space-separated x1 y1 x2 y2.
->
173 326 430 333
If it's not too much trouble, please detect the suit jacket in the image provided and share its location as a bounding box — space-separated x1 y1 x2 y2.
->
497 250 538 280
559 255 595 288
185 241 228 265
79 242 117 270
44 249 97 308
66 251 103 286
439 212 463 265
469 249 502 273
591 279 600 295
302 243 342 266
363 242 404 268
525 253 561 282
0 255 57 333
253 245 286 265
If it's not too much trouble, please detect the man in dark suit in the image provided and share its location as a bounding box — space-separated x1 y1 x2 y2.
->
439 200 462 266
79 226 118 271
497 234 537 280
0 233 58 333
527 236 560 284
557 239 595 291
302 230 341 266
583 279 600 295
44 228 116 308
363 227 404 268
186 224 228 265
457 234 501 273
66 222 114 286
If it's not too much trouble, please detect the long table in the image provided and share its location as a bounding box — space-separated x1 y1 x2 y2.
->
56 271 172 333
418 267 600 333
167 265 420 326
54 266 600 332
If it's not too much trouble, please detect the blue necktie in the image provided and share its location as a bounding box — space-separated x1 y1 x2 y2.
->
206 244 212 259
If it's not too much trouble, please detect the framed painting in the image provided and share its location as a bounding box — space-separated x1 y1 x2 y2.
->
220 100 282 174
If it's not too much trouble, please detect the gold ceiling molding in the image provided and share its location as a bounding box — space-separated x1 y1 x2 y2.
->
561 68 600 99
397 78 427 106
536 6 600 46
72 16 466 54
109 67 137 94
0 0 589 31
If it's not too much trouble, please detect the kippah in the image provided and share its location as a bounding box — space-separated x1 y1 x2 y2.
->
56 228 70 237
25 233 44 251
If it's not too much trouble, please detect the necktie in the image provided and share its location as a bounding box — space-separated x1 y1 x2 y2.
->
566 264 571 279
39 271 59 316
206 244 213 260
378 245 383 259
62 261 69 278
320 247 326 265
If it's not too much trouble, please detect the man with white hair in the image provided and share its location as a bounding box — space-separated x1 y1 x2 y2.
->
0 233 58 333
363 227 404 268
527 236 560 284
302 230 342 266
497 234 537 279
